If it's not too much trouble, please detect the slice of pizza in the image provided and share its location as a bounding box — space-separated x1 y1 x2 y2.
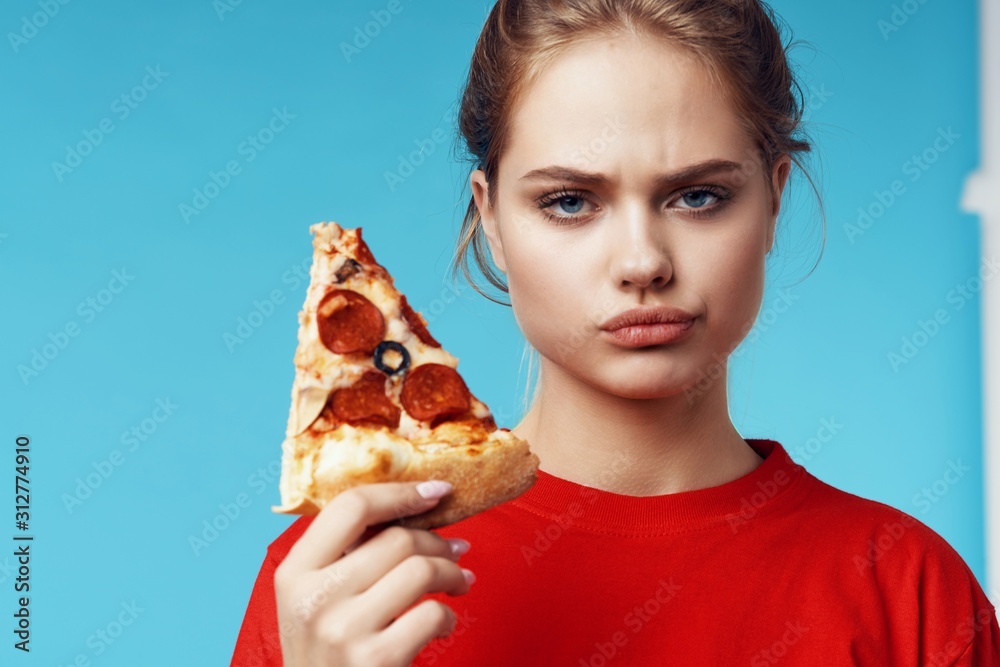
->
271 221 539 529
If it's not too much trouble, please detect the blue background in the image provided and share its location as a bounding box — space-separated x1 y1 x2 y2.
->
1 0 985 664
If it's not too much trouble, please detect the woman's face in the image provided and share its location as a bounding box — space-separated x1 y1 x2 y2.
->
472 34 791 400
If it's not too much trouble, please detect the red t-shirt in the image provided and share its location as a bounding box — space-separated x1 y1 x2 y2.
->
230 439 1000 666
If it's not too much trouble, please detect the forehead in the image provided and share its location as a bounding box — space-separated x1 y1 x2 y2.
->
503 33 754 183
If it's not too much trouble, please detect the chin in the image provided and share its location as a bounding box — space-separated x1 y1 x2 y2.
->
586 366 700 401
607 383 692 401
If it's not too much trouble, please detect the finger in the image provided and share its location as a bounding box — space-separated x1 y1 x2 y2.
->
281 480 452 573
369 599 458 665
342 525 381 555
355 555 472 631
326 526 466 595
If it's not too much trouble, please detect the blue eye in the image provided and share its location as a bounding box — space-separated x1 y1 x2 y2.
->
536 184 733 226
537 187 594 225
556 196 585 214
673 186 733 219
680 190 716 208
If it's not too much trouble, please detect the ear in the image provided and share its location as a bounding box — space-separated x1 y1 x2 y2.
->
765 154 792 255
470 168 507 273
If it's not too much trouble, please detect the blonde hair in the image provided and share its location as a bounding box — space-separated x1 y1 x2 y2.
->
446 0 826 419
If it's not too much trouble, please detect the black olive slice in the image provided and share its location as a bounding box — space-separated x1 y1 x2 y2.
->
334 258 362 282
373 340 411 375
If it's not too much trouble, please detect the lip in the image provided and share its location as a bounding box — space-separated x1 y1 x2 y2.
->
602 319 697 347
599 306 698 348
599 305 699 331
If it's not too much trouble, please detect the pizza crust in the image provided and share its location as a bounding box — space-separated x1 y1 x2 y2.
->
271 428 538 530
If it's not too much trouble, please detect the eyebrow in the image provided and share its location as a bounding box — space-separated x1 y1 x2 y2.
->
518 159 744 188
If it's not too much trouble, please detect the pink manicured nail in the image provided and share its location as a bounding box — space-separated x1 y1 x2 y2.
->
447 538 471 556
461 568 476 585
416 480 453 499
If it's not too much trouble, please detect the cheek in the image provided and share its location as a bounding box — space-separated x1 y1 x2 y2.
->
504 232 595 349
700 227 768 338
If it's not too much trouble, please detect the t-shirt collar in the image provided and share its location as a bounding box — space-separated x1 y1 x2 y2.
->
510 439 806 535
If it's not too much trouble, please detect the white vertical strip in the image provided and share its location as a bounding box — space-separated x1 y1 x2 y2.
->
960 0 1000 594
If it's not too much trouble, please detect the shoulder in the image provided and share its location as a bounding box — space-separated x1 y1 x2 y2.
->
795 472 977 582
779 470 1000 662
265 515 317 563
793 472 998 657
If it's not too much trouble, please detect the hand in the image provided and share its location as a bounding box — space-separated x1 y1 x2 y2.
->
274 480 475 666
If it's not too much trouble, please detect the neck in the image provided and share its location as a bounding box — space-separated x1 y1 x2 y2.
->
510 357 763 496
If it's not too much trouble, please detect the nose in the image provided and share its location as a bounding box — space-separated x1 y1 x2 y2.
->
607 205 673 290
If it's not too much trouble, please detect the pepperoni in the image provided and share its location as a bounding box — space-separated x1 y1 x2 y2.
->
316 289 385 355
400 363 471 422
399 295 441 348
329 370 400 428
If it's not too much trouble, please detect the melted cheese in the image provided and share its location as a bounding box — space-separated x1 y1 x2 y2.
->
312 425 412 481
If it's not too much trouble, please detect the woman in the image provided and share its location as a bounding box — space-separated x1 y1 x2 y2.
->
231 1 999 665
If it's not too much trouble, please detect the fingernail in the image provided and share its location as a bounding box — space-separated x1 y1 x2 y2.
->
447 538 471 556
461 568 476 585
416 480 453 499
438 614 457 639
